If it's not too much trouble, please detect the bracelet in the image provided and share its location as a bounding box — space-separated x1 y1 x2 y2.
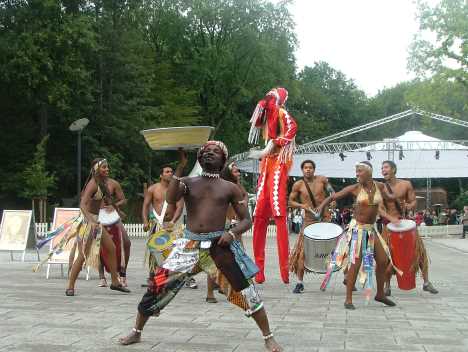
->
228 230 236 241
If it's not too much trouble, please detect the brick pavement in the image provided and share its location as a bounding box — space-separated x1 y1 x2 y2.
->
0 235 467 352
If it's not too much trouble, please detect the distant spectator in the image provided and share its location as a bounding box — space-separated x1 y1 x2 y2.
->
431 210 439 225
438 209 448 225
448 209 458 225
424 210 433 226
462 206 468 239
415 211 424 226
292 210 303 234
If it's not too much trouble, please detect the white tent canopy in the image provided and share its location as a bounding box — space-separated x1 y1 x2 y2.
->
237 130 468 179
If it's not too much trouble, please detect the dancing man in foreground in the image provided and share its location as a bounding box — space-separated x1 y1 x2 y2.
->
381 160 438 295
119 141 283 352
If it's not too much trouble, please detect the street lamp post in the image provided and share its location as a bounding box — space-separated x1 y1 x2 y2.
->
69 118 89 204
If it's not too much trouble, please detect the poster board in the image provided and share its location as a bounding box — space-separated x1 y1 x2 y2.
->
0 210 34 251
49 208 80 263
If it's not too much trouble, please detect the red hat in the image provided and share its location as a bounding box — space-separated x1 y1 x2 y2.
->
249 87 288 144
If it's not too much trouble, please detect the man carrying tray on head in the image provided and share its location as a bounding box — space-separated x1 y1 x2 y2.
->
119 141 283 352
288 159 335 293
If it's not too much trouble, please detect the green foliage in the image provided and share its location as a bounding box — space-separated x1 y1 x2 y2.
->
409 0 468 86
291 62 368 143
453 191 468 209
0 0 466 214
20 136 56 199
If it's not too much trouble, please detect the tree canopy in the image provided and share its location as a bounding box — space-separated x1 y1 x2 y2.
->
0 0 466 216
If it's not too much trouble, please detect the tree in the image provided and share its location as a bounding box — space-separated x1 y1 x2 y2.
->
291 62 368 143
409 0 468 86
20 136 56 222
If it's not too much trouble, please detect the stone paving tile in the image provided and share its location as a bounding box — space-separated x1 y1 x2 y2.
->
1 237 468 351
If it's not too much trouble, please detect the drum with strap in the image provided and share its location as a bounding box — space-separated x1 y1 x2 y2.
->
387 219 417 290
303 222 343 273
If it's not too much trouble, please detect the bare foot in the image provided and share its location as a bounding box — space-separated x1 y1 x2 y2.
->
118 330 141 346
265 336 282 352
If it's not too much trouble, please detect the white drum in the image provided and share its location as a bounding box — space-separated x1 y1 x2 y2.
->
303 222 343 273
98 208 120 226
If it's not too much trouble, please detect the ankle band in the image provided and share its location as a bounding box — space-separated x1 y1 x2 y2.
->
263 333 273 340
132 328 142 333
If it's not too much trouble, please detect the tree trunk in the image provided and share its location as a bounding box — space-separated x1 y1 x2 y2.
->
31 199 35 221
39 104 48 138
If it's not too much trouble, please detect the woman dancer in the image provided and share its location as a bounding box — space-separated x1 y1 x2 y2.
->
65 159 130 296
317 161 400 309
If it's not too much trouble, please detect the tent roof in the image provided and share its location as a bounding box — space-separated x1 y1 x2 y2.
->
237 131 468 179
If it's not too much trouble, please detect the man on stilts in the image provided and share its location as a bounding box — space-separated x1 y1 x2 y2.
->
249 87 297 284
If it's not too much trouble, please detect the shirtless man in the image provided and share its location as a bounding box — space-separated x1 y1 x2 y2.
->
142 165 197 288
381 160 438 295
119 141 283 352
289 160 334 293
142 165 184 232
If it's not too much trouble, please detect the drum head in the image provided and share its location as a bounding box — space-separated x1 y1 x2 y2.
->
304 222 343 240
387 219 416 232
147 229 176 252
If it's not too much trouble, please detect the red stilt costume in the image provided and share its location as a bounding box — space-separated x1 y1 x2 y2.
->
249 87 297 284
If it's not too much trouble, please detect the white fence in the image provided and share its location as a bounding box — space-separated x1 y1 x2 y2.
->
34 223 277 239
34 223 462 239
418 224 463 237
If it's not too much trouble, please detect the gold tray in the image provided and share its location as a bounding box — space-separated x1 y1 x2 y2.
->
140 126 214 151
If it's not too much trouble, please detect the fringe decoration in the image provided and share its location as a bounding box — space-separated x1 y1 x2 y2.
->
412 232 429 274
85 226 102 271
278 138 296 164
248 104 264 144
36 216 81 249
33 217 82 273
319 221 403 292
320 231 348 291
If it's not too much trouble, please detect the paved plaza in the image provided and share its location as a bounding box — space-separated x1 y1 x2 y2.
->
1 234 468 352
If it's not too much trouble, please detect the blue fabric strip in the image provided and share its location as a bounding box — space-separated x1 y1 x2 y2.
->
183 229 259 279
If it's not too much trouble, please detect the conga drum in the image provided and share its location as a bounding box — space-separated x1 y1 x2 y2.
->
387 220 417 290
303 222 343 273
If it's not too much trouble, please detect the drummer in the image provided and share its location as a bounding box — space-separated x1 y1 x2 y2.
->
142 165 198 289
316 161 400 310
289 160 335 293
381 160 438 295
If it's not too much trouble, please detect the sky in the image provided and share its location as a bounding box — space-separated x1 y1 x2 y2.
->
288 0 423 96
